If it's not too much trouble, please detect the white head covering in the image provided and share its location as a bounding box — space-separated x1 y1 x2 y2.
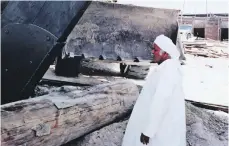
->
154 34 180 59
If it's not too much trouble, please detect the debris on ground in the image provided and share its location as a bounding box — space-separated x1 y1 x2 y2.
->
65 120 128 146
183 39 228 58
33 85 89 97
63 103 228 146
186 103 228 146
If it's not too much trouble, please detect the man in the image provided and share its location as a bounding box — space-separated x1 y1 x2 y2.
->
196 32 199 40
176 33 186 61
122 34 186 146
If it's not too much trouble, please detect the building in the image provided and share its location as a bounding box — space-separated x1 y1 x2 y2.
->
178 14 228 41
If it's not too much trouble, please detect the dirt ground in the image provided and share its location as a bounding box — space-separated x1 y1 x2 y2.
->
129 54 229 106
63 103 228 146
182 54 228 106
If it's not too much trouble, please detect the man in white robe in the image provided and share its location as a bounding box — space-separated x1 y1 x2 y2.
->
122 34 186 146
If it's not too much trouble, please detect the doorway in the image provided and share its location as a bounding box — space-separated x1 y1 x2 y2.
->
194 28 205 38
221 28 228 41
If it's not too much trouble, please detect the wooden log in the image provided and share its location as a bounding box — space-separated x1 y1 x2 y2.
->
41 68 128 87
122 64 155 79
186 50 226 58
1 80 139 146
185 99 228 113
42 68 108 86
80 59 121 76
185 50 210 57
80 59 155 80
183 42 207 45
120 62 157 79
81 59 156 80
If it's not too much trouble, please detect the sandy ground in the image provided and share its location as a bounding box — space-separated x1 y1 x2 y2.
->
130 54 229 106
182 54 229 106
63 103 228 146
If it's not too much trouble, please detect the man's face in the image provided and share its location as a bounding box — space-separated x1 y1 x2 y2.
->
151 43 170 64
151 43 163 63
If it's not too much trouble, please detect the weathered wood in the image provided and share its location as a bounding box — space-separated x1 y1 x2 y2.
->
183 39 228 58
80 59 155 79
80 59 121 76
1 80 139 146
122 64 157 79
186 99 228 113
41 67 128 87
185 50 224 58
43 61 155 85
42 68 108 86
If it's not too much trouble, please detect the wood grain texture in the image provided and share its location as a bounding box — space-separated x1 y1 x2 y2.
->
1 80 139 146
80 59 121 76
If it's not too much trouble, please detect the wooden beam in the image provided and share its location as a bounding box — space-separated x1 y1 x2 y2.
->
186 99 228 113
1 80 139 146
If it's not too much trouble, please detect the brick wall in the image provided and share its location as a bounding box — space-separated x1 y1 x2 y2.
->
178 16 224 40
205 24 219 40
205 18 219 40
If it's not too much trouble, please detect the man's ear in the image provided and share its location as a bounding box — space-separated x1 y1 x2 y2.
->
159 49 164 55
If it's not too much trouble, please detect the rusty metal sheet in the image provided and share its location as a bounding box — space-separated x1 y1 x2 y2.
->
1 1 92 104
1 1 92 42
1 1 46 27
65 1 179 61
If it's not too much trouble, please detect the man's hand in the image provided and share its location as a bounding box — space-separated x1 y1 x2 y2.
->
140 133 149 145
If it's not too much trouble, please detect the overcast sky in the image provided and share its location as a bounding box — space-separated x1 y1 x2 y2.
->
117 0 229 14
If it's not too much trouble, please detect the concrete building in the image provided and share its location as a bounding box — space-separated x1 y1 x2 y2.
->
178 14 228 41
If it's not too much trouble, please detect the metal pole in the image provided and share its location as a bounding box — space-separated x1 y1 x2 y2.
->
206 0 208 18
181 0 186 24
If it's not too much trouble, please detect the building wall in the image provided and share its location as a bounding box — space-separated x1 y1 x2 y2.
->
205 17 219 40
205 22 219 40
178 16 228 40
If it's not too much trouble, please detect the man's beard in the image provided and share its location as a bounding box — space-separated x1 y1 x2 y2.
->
150 58 164 64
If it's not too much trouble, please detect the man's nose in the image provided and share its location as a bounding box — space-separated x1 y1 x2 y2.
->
151 50 155 58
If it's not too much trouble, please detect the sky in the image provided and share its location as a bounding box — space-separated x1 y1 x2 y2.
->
116 0 229 14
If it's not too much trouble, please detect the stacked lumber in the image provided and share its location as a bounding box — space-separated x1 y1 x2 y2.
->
183 40 228 58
